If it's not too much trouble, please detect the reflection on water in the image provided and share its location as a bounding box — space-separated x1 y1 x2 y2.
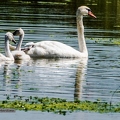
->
1 58 87 101
2 64 22 99
74 58 88 100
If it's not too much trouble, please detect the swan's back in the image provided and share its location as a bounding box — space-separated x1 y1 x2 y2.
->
25 41 86 58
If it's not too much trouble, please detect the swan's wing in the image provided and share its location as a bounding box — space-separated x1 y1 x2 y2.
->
26 41 81 58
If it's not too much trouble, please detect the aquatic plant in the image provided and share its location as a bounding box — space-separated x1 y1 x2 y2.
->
0 96 120 115
91 38 120 45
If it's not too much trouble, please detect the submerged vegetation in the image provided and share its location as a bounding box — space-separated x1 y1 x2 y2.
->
1 95 120 115
93 38 120 46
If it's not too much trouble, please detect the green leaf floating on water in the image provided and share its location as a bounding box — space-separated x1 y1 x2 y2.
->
1 96 120 115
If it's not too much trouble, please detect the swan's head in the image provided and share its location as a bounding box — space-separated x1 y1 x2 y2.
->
13 28 24 37
22 42 35 52
5 32 16 44
24 42 35 48
77 6 96 18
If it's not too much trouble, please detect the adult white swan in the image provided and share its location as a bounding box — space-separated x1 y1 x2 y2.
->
11 28 30 60
22 6 96 58
0 32 16 61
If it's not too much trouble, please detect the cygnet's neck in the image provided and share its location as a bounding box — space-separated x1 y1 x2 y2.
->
16 34 24 51
5 38 14 59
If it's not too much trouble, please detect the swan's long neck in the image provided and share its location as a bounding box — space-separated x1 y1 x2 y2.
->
5 37 14 59
77 15 88 54
16 35 24 51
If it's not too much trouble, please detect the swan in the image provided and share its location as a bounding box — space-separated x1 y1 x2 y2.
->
0 32 16 61
23 6 96 58
11 28 30 60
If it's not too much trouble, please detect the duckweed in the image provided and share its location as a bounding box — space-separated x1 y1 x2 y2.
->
0 96 120 115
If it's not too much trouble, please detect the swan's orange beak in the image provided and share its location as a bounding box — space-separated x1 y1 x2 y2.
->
88 11 96 18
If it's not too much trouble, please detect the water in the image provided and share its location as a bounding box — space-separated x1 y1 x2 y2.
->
0 0 120 119
0 111 120 120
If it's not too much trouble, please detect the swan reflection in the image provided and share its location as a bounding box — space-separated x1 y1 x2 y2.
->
27 58 88 100
74 58 88 100
2 57 88 101
3 64 22 97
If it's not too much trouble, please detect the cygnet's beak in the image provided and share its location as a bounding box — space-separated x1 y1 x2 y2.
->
12 38 16 44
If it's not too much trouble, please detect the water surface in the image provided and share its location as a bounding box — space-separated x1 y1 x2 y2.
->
0 0 120 119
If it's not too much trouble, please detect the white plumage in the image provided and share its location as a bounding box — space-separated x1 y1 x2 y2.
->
25 41 82 58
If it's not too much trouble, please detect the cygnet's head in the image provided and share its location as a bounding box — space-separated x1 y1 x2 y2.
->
5 32 16 44
13 28 24 36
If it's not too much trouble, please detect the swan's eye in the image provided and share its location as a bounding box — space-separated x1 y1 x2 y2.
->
86 8 91 12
